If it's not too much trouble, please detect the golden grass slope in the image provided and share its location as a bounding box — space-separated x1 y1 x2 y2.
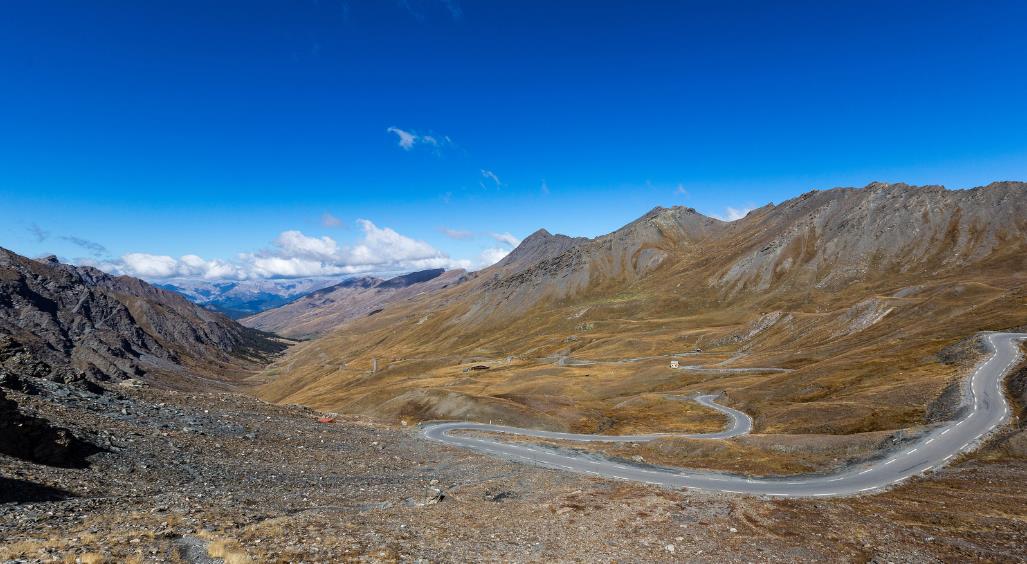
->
256 182 1027 439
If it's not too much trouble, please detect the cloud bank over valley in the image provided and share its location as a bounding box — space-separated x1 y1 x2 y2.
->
77 219 509 281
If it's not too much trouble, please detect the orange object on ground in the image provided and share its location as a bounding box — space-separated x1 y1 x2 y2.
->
318 417 335 423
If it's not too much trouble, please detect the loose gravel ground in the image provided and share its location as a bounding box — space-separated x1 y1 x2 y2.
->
2 377 1026 562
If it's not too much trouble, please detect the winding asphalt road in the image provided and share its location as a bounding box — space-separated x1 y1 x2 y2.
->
421 332 1025 497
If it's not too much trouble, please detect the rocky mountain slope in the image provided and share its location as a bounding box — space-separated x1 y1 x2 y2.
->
0 248 285 389
242 268 468 339
157 277 344 318
256 182 1027 435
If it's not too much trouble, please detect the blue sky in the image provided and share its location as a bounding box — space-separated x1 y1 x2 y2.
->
2 1 1026 279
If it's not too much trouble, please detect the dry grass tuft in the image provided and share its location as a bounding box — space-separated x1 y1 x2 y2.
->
207 538 253 564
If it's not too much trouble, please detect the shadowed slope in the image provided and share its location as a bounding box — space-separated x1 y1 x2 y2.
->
0 248 285 388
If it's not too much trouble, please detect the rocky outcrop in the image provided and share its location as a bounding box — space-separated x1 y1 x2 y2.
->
492 229 589 272
0 248 285 387
0 387 99 467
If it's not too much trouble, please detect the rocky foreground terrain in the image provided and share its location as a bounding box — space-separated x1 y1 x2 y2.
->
2 361 1027 563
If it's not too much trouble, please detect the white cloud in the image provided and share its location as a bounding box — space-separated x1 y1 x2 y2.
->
246 256 350 278
345 220 443 265
540 180 550 195
478 247 510 267
480 169 501 188
121 253 180 278
712 206 755 222
490 232 520 248
440 227 475 240
103 220 477 281
117 253 246 280
190 258 243 279
386 127 417 150
321 212 342 227
387 127 450 153
674 183 688 197
273 230 340 261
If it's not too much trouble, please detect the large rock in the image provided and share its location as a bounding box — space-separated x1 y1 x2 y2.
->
0 387 99 468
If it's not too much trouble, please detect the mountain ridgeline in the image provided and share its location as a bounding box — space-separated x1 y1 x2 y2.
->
241 268 467 339
0 249 285 389
255 182 1027 434
156 277 345 319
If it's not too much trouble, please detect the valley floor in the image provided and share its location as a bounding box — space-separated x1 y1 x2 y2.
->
2 374 1027 562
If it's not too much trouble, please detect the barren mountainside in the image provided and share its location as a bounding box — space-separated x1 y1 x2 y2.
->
242 268 468 339
0 248 285 389
256 182 1027 435
712 181 1027 296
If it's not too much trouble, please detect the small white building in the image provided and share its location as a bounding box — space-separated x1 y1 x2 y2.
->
669 360 679 369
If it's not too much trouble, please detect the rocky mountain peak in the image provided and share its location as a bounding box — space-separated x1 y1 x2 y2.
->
523 228 553 241
606 204 724 246
983 180 1027 190
378 268 446 289
863 180 895 191
640 205 701 219
496 229 588 272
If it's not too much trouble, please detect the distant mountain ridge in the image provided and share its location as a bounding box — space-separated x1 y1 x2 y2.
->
157 277 346 318
242 268 466 339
